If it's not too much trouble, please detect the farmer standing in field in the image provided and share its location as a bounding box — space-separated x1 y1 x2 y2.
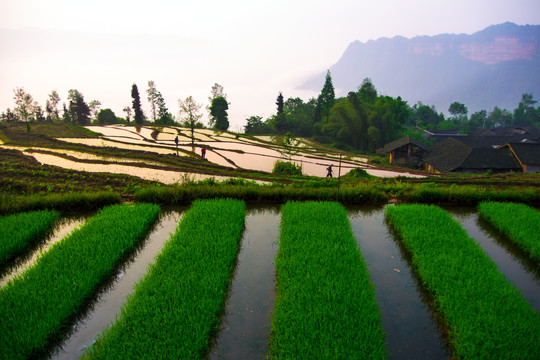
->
174 136 179 156
326 164 333 178
201 147 206 159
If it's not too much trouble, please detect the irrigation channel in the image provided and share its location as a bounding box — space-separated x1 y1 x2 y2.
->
2 204 538 359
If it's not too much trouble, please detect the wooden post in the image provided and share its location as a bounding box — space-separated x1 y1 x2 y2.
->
337 153 342 201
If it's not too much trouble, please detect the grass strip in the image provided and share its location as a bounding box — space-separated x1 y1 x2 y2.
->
0 191 121 215
83 199 246 359
0 209 60 266
269 201 386 359
385 204 540 359
0 203 160 360
478 201 540 265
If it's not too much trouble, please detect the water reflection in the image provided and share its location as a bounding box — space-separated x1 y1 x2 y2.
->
348 206 449 360
0 216 87 288
209 205 280 360
445 206 540 313
50 210 185 360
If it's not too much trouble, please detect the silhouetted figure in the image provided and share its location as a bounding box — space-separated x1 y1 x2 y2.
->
174 136 179 146
326 165 333 178
201 147 206 159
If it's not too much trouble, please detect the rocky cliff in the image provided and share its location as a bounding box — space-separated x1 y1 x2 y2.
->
301 22 540 113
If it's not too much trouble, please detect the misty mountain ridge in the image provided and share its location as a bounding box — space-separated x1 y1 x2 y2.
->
301 22 540 114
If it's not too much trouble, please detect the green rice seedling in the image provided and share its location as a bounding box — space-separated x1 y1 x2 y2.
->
83 199 246 359
478 201 540 264
269 201 386 359
385 204 540 359
0 209 60 266
0 203 160 360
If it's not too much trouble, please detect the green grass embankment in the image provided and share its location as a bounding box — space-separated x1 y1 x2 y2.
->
385 204 540 359
83 199 246 359
0 203 160 360
0 209 60 266
269 201 386 359
478 201 540 265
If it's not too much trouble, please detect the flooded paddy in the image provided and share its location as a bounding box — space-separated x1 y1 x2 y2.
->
348 206 449 359
3 204 537 358
50 210 185 360
446 207 540 313
210 205 280 359
0 216 87 288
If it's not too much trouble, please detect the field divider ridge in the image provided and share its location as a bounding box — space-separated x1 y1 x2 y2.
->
385 204 540 359
83 198 246 359
269 201 386 359
0 203 161 360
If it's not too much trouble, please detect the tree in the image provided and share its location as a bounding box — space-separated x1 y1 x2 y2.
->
0 108 18 122
68 89 91 125
488 107 513 128
210 96 229 131
89 100 101 121
147 80 159 122
448 102 468 126
131 84 144 124
177 96 203 145
514 93 539 126
276 92 284 115
244 115 269 135
123 106 132 123
45 90 61 122
358 78 377 103
13 87 34 125
155 92 174 125
97 108 118 124
207 83 228 123
316 70 335 121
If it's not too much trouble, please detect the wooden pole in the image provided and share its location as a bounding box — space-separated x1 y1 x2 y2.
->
337 153 342 201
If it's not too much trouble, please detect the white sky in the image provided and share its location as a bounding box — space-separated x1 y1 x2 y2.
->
1 0 539 130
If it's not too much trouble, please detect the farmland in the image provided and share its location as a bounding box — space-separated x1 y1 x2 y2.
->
1 122 540 359
1 203 538 359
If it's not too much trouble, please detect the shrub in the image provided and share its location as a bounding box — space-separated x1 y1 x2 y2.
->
272 160 302 176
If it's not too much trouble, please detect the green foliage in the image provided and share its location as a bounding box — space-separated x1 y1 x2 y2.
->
272 160 302 176
269 202 386 359
0 209 60 266
96 108 118 125
0 191 121 215
0 203 161 360
244 115 270 135
385 205 540 359
67 89 91 125
210 96 229 131
84 199 245 359
478 201 540 264
131 84 144 125
344 167 374 179
316 70 335 121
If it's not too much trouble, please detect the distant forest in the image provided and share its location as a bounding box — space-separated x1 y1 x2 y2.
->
2 72 540 154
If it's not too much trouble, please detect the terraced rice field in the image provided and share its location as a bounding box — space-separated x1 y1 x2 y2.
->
1 202 538 359
0 125 424 181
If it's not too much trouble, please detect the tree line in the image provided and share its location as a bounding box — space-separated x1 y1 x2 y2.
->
1 82 231 133
244 71 540 153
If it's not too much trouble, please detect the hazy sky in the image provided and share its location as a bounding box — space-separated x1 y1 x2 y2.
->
1 0 539 130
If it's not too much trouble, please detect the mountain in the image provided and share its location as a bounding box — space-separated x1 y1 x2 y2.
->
300 22 540 114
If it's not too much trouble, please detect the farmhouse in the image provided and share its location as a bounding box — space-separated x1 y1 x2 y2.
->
423 138 522 174
376 136 428 168
497 143 540 173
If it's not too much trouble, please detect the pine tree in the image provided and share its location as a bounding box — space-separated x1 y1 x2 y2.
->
131 84 144 124
276 92 284 115
317 70 335 121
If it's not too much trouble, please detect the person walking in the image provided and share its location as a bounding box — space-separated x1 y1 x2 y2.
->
326 164 333 178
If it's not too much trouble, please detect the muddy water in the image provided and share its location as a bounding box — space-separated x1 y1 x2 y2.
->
0 216 87 288
446 207 540 313
209 205 280 360
49 210 184 360
348 206 450 359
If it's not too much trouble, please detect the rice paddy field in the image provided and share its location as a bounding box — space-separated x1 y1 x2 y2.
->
1 201 539 359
